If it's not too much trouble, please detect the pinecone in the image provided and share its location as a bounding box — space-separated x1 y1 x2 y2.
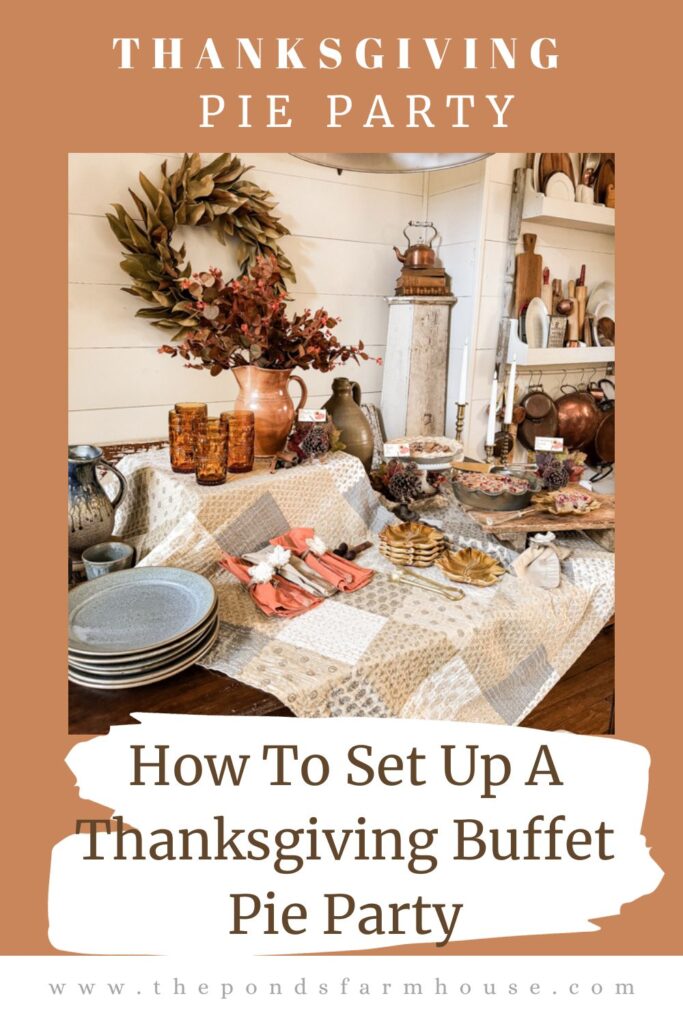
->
387 464 424 503
542 460 570 491
300 425 330 458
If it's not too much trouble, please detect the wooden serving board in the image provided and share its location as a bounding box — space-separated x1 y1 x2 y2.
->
514 233 543 315
465 486 615 552
594 157 615 204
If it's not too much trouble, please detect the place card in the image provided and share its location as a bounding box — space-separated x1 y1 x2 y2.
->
535 436 564 452
298 409 327 422
383 442 411 457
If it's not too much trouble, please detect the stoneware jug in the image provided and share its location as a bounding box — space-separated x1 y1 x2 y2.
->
232 365 308 457
68 445 126 557
323 378 374 472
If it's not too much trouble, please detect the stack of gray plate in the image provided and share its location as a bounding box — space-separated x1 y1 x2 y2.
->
68 567 218 689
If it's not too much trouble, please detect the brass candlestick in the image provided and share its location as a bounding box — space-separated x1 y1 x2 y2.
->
455 402 467 443
497 423 514 466
484 443 496 464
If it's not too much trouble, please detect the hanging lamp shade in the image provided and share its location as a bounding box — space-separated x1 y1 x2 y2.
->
291 153 490 174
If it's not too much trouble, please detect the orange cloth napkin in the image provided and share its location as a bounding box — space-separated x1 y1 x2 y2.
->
269 528 374 593
219 554 323 618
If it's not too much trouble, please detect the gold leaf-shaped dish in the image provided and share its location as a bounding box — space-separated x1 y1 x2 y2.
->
380 548 441 567
437 547 506 587
380 546 440 557
380 521 445 547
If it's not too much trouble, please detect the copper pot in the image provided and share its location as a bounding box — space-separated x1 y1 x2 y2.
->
516 385 559 451
594 409 615 464
232 365 308 457
585 380 615 470
555 385 602 450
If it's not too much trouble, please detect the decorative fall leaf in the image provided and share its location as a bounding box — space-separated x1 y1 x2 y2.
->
156 254 377 375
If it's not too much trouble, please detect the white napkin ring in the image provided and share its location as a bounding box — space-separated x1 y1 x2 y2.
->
247 562 275 584
306 534 327 557
268 545 291 568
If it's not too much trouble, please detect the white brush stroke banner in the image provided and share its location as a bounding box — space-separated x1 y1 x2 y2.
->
49 716 663 954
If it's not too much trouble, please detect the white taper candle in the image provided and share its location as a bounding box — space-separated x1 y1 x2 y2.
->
486 374 498 446
504 356 517 425
457 340 469 405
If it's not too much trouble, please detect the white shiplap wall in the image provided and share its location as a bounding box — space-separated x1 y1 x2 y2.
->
68 153 426 443
68 153 615 455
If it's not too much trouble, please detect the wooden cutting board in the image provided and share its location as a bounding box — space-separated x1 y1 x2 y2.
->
594 157 615 204
538 152 575 191
467 486 615 535
515 234 543 315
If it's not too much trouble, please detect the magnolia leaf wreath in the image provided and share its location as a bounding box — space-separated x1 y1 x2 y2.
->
106 153 295 343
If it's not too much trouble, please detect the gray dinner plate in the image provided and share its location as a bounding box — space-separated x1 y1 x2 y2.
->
68 618 220 689
68 567 216 656
68 611 219 674
67 600 218 666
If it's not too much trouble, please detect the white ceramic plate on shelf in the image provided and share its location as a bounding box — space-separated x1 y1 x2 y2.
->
593 299 616 324
587 281 615 317
544 171 576 201
532 153 581 192
524 298 550 348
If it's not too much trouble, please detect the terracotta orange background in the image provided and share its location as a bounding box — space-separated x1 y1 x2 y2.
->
2 0 679 955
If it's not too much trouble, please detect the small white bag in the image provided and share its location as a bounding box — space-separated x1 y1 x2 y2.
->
511 532 572 589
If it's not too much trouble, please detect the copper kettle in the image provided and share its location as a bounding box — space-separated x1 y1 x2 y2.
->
393 221 439 269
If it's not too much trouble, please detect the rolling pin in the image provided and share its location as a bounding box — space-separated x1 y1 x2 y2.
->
541 267 553 315
575 264 587 337
566 280 579 345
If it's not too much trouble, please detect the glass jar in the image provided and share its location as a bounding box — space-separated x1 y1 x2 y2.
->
222 410 255 473
195 418 228 486
168 403 207 473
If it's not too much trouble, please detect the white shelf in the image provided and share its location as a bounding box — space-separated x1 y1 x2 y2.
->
505 320 614 367
523 192 615 234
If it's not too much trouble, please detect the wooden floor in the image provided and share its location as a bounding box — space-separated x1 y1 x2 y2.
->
520 624 614 734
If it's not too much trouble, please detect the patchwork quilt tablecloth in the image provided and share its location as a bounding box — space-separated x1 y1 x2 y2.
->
113 450 615 723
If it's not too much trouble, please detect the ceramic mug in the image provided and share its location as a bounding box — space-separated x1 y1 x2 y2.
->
82 541 136 580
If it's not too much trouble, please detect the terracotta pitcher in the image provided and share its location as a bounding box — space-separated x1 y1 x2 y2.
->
323 377 374 472
232 365 308 457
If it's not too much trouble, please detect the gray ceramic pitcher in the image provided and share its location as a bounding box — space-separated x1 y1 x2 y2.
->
68 445 126 557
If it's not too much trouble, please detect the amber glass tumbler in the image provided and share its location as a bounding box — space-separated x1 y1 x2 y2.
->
168 403 207 473
222 410 255 473
195 417 228 485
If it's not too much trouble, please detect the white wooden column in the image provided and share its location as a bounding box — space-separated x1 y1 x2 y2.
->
381 295 457 439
